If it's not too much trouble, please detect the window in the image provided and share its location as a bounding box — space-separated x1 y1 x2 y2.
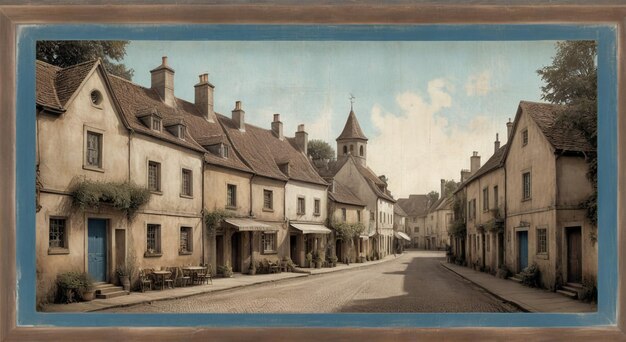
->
359 145 364 156
314 199 321 216
343 146 347 155
486 234 490 252
152 117 162 131
522 129 529 146
483 188 489 211
370 212 375 221
86 131 102 168
179 226 193 254
223 144 230 158
523 172 532 200
297 196 306 215
357 210 361 222
49 218 67 249
341 208 347 222
261 232 277 253
227 184 237 208
146 224 161 255
350 145 354 153
90 90 102 105
537 228 547 254
179 125 187 139
413 217 417 223
181 169 193 197
416 227 420 233
263 190 273 210
494 186 499 209
148 161 161 192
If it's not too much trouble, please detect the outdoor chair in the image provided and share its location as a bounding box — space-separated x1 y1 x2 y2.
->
177 267 191 287
163 267 175 289
268 261 279 274
138 268 152 292
198 264 212 285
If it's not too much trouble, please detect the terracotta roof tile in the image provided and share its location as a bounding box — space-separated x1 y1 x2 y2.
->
397 195 431 217
329 181 365 207
54 60 97 106
35 61 62 110
394 203 408 217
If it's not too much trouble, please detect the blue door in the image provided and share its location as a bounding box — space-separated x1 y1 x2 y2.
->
518 231 528 271
88 219 107 282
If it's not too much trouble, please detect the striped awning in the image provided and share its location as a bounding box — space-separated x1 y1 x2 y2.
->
224 218 278 232
394 231 411 241
290 223 332 235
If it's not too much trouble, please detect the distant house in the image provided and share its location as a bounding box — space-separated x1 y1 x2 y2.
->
316 108 396 259
503 101 596 290
328 180 369 263
425 180 454 251
393 203 411 250
397 195 431 248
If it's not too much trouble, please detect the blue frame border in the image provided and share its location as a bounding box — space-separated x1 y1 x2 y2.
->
16 24 617 328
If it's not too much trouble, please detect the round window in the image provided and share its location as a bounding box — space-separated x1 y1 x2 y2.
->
90 90 103 105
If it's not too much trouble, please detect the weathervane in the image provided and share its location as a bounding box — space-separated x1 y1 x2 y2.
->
349 93 355 111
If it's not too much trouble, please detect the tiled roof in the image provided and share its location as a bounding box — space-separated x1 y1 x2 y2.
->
518 101 594 153
394 203 408 217
329 181 366 207
35 61 62 110
54 60 98 106
336 110 368 141
456 144 507 192
397 195 431 217
431 195 454 212
218 115 326 185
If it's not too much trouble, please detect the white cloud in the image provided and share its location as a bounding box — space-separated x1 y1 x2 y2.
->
367 78 502 198
465 70 492 96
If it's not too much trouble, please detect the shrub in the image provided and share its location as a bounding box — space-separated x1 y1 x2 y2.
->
496 265 511 279
580 276 597 303
520 263 541 288
71 180 150 215
217 265 233 277
56 271 93 303
204 209 233 235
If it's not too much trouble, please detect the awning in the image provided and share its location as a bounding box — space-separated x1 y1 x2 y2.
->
395 231 411 241
360 230 376 239
290 223 332 235
224 218 278 232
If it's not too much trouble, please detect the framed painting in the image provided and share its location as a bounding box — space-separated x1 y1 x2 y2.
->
1 1 625 341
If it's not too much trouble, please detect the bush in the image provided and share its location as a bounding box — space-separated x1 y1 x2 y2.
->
496 265 511 279
71 180 150 215
520 263 541 288
217 265 233 277
56 271 93 303
580 276 597 303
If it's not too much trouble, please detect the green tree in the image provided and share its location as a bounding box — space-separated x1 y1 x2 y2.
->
308 139 336 161
426 191 439 205
37 40 134 80
537 40 597 222
443 179 458 198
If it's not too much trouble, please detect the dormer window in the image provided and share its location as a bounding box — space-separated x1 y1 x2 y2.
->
222 144 230 158
164 121 187 140
179 125 186 139
152 117 162 131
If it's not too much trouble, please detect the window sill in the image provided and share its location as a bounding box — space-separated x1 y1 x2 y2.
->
522 197 532 202
225 205 237 211
151 190 163 196
536 253 549 260
48 248 69 255
296 212 305 216
313 213 321 217
261 251 277 255
83 165 104 173
262 208 274 212
144 252 163 258
179 251 193 256
179 194 193 199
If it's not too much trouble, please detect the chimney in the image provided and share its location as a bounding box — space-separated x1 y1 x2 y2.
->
150 56 175 107
460 169 471 182
507 118 513 142
194 73 215 122
331 179 336 193
470 151 481 174
440 179 445 197
295 124 308 155
232 101 245 131
494 133 500 153
271 114 284 140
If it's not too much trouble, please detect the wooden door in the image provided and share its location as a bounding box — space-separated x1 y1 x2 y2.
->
88 219 107 282
567 227 582 283
518 231 528 272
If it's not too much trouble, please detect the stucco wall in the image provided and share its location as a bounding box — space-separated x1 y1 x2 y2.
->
251 176 285 222
556 156 594 207
285 180 328 223
203 165 252 216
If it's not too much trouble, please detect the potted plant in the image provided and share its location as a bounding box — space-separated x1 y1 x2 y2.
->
305 252 313 268
248 263 257 275
329 255 338 267
359 255 366 263
218 265 233 278
314 252 323 269
56 271 94 303
79 272 95 301
116 249 137 292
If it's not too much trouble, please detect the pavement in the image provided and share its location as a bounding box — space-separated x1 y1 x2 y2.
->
440 261 597 313
42 253 398 313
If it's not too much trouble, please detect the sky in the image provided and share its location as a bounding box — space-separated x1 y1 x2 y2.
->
123 40 558 198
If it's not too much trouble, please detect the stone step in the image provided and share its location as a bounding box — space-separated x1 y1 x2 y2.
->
96 290 129 299
557 289 578 299
566 282 583 289
562 285 582 294
509 275 523 283
97 286 125 294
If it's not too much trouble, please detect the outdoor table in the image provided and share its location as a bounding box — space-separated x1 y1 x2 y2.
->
182 266 205 284
152 270 172 290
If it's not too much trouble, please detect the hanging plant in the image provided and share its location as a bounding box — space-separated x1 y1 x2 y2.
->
71 180 150 216
204 209 233 235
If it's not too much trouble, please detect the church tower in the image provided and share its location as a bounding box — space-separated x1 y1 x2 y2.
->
336 104 368 166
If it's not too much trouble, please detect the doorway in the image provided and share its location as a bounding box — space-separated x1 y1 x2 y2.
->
290 235 297 263
517 230 528 272
216 235 224 268
231 232 241 272
566 226 582 283
88 218 107 282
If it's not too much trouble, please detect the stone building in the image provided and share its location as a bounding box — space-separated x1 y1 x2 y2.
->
35 58 207 302
503 101 596 291
316 108 396 259
425 183 454 251
328 180 370 263
393 203 411 250
397 195 431 248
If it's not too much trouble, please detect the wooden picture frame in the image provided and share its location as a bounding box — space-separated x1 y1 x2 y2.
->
1 2 625 340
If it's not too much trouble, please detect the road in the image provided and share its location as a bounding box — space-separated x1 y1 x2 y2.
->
103 250 519 313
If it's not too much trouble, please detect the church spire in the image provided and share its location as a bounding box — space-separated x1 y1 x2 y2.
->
336 99 368 165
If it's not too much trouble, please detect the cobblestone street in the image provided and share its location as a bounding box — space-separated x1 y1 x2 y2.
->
103 250 519 313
